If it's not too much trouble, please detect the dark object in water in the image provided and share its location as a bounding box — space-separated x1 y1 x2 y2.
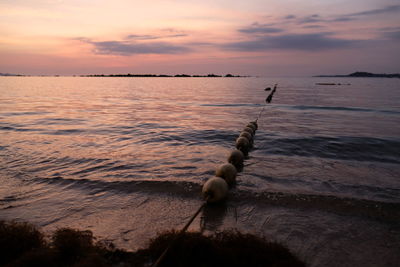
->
316 83 336 85
316 82 351 85
0 220 305 267
265 87 271 91
266 84 277 103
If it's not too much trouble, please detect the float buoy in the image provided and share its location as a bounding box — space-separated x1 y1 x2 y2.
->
239 131 253 145
228 149 244 170
202 177 229 203
243 127 255 137
235 136 250 155
249 121 258 130
215 163 237 186
246 123 257 132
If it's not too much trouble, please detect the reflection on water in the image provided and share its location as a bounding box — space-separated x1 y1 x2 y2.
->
0 76 399 267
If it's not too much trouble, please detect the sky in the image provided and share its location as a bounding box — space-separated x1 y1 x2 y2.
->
0 0 399 76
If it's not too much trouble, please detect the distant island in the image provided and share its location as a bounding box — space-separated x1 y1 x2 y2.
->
82 73 249 78
0 72 23 76
314 72 400 78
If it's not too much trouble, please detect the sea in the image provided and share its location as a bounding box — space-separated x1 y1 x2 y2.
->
0 76 399 266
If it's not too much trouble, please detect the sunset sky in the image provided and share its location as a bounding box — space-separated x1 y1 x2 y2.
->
1 0 399 76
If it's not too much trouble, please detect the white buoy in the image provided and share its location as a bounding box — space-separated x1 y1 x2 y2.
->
243 127 254 137
239 131 253 145
236 136 250 155
215 163 237 186
202 177 228 203
228 149 244 170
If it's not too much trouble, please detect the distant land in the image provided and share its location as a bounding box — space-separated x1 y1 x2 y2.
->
0 72 23 76
314 72 400 78
82 73 249 78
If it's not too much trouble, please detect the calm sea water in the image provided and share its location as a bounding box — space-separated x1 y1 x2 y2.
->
1 77 399 266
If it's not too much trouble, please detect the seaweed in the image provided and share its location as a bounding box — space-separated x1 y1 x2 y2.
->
0 220 305 267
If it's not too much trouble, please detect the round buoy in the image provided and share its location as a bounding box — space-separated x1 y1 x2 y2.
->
202 177 228 203
239 131 253 145
236 136 250 155
249 121 258 130
215 163 237 186
243 127 254 137
228 149 244 170
246 123 257 132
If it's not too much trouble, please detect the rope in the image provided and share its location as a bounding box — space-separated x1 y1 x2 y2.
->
152 199 208 267
255 105 266 122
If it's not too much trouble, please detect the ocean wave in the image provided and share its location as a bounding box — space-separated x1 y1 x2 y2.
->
33 117 87 126
201 103 262 107
29 176 400 223
1 111 51 117
276 105 400 115
136 129 238 146
249 173 400 204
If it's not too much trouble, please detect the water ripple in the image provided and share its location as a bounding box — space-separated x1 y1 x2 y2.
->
276 105 400 115
29 176 400 223
259 136 400 163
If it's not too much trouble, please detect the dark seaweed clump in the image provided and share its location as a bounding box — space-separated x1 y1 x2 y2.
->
0 220 305 267
148 230 305 267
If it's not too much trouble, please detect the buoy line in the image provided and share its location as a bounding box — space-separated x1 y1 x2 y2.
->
152 84 278 267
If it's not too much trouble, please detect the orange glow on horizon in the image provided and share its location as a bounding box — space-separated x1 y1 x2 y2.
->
1 0 399 76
